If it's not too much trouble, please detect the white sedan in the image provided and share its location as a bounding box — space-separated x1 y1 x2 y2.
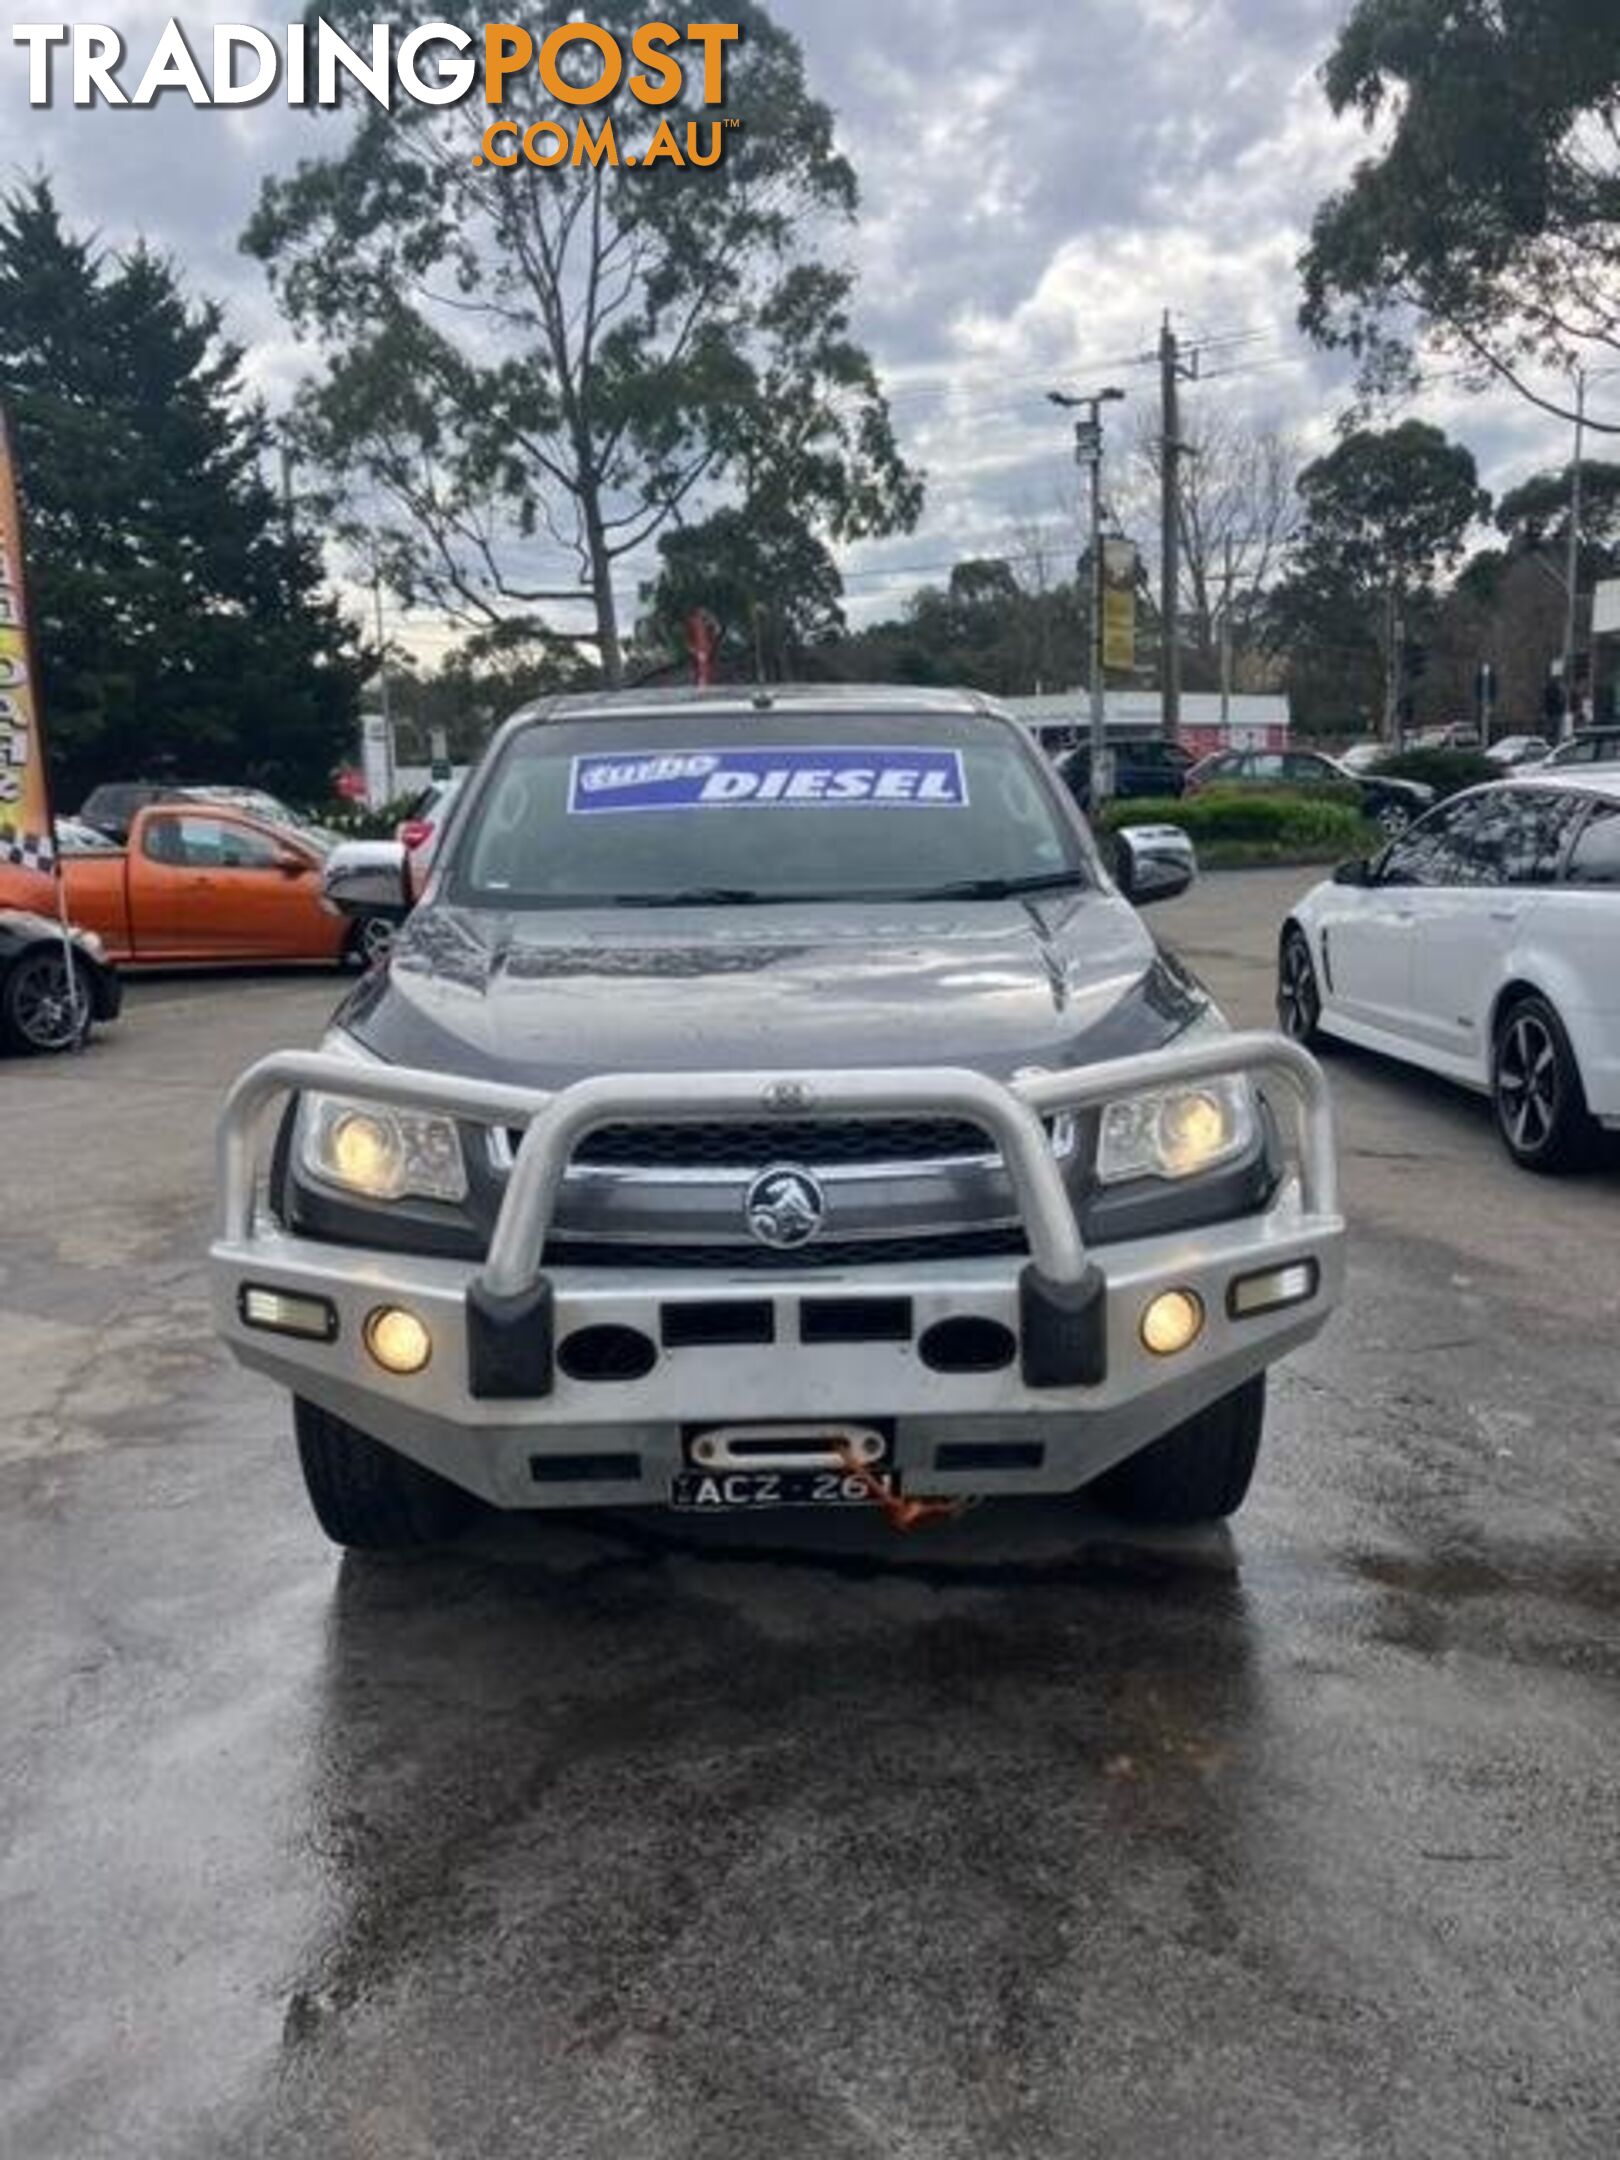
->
1278 774 1620 1171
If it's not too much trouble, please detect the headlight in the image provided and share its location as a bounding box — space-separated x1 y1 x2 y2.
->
298 1094 468 1204
1096 1075 1256 1186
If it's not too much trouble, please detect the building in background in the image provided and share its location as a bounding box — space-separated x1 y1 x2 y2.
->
1001 690 1290 760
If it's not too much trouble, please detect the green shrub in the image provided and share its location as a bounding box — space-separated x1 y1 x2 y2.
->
1098 787 1373 854
1370 749 1496 798
309 794 418 839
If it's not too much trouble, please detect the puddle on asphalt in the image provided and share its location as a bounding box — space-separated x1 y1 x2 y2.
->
451 1503 1243 1598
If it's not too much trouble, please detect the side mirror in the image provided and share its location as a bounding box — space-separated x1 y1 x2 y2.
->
1114 824 1196 907
1333 857 1374 888
275 848 309 878
323 839 411 923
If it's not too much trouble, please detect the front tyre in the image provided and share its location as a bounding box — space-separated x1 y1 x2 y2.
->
344 914 396 972
1 947 94 1055
1491 994 1593 1174
294 1397 477 1550
1277 926 1324 1047
1088 1375 1266 1525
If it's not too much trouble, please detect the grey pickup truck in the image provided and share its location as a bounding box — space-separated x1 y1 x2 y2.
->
212 687 1344 1550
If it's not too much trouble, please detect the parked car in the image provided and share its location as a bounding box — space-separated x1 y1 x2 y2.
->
77 780 335 848
1541 728 1620 771
1186 747 1434 838
75 781 175 843
1486 735 1552 768
61 802 395 969
211 685 1344 1553
54 817 122 856
1056 738 1194 810
396 774 466 901
1278 773 1620 1171
0 909 121 1054
1337 742 1386 775
178 785 342 849
1407 723 1483 752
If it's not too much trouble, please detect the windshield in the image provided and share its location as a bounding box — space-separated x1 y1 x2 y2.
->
449 713 1090 907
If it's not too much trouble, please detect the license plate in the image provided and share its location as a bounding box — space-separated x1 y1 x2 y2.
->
669 1469 899 1512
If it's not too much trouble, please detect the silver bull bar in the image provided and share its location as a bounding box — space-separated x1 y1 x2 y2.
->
216 1031 1336 1304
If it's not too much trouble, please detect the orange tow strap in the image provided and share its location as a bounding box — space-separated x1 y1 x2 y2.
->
836 1444 967 1534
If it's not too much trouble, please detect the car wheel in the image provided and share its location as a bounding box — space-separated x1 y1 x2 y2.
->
1 947 93 1055
1087 1375 1266 1525
1491 994 1594 1174
294 1397 478 1550
345 914 396 971
1277 926 1324 1047
1374 799 1412 839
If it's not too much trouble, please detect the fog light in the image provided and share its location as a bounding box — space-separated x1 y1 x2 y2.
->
1140 1288 1205 1358
239 1285 339 1344
365 1306 433 1375
1229 1260 1319 1319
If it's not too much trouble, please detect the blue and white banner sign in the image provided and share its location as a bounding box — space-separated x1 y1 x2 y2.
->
568 747 969 814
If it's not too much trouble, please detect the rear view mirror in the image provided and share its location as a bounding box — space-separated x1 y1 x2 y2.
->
1114 824 1196 907
323 840 410 923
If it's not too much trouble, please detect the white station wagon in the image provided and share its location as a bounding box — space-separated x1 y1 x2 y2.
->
1279 774 1620 1172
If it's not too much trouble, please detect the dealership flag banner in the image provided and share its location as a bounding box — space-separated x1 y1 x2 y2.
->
1101 538 1139 675
0 404 59 915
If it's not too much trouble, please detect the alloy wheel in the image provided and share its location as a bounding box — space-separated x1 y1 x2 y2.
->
1496 1013 1559 1155
356 915 395 968
10 952 86 1051
1278 934 1319 1041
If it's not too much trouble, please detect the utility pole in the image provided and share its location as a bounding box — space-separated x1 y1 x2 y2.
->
1048 384 1126 803
1159 312 1189 744
1561 366 1588 742
1219 533 1235 730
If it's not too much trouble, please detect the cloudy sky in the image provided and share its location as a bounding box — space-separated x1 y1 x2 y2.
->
0 1 1599 663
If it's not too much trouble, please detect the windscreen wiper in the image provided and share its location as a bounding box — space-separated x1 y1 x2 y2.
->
608 887 775 908
895 872 1089 902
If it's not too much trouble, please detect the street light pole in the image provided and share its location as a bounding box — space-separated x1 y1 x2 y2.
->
1049 385 1125 805
1561 366 1587 742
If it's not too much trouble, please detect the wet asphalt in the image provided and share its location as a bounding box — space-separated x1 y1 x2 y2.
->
1 872 1617 2159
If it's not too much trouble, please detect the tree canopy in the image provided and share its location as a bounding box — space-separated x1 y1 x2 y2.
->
0 179 365 806
1266 423 1489 735
244 0 922 683
1300 0 1620 429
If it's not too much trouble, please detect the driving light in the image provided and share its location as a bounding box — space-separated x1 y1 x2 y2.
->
239 1285 339 1343
1229 1260 1319 1319
300 1093 468 1204
1096 1075 1255 1185
365 1306 433 1376
1140 1289 1205 1358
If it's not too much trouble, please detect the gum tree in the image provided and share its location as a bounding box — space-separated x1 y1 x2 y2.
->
244 1 922 681
1300 0 1620 430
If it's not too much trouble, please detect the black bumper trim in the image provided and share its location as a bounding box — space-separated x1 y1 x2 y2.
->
1019 1263 1108 1389
466 1278 555 1400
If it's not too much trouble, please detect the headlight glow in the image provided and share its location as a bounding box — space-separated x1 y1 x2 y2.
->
299 1094 468 1204
1096 1075 1256 1186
